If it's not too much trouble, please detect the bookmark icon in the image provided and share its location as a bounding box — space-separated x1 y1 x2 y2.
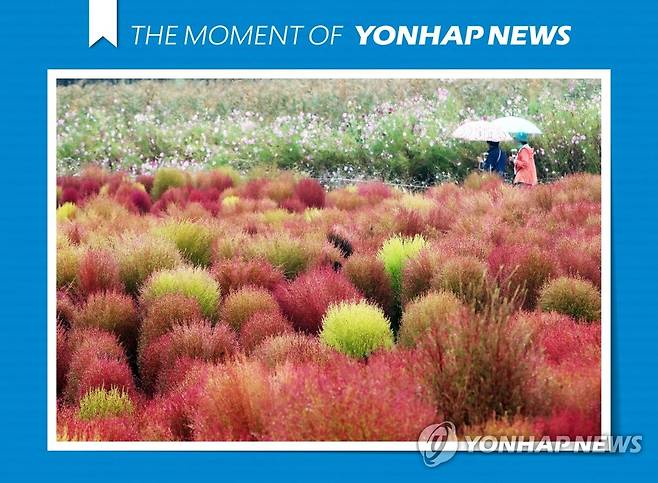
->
89 0 118 47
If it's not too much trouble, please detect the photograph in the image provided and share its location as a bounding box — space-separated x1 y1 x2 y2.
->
4 0 658 480
52 74 606 445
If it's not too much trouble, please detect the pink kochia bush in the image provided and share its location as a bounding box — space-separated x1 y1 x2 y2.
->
275 267 363 334
55 168 602 441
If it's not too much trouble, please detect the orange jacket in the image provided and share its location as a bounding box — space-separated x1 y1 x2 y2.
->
513 145 538 186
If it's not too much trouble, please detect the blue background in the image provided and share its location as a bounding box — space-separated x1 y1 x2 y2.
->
1 0 656 480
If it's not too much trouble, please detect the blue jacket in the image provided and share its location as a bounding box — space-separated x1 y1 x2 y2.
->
483 145 507 176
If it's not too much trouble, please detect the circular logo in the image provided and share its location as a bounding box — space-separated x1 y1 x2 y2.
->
417 421 458 467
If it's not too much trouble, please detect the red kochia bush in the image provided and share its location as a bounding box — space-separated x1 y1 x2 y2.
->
65 328 135 403
114 184 152 214
401 248 446 306
520 311 600 368
280 196 306 213
136 174 154 193
77 249 122 297
294 178 326 208
274 267 363 334
68 356 135 403
67 326 126 357
196 170 235 193
265 354 437 441
79 177 104 199
220 286 281 331
188 188 221 216
394 208 426 237
212 258 284 295
239 311 294 353
342 254 395 319
425 205 456 233
150 186 189 214
240 178 269 199
252 333 334 368
139 293 204 352
139 321 238 394
534 407 601 439
487 244 556 310
554 236 601 288
56 324 70 396
60 186 80 205
56 290 76 327
356 181 393 202
72 291 139 356
192 360 271 441
140 372 208 441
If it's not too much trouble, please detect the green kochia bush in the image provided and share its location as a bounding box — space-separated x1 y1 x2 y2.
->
219 286 280 331
398 291 463 348
159 221 215 267
378 235 427 328
539 277 601 323
57 202 77 221
115 234 184 294
57 241 82 289
432 256 488 307
141 266 221 321
252 234 313 279
151 168 188 200
320 301 394 358
78 387 134 421
378 235 427 297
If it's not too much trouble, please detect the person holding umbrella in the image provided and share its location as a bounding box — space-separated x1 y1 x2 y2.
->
511 132 537 186
451 120 511 178
483 140 507 177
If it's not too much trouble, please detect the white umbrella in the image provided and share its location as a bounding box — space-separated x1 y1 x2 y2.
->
451 120 512 142
492 116 542 135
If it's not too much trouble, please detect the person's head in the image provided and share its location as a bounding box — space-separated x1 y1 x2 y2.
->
513 132 528 144
486 141 499 148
